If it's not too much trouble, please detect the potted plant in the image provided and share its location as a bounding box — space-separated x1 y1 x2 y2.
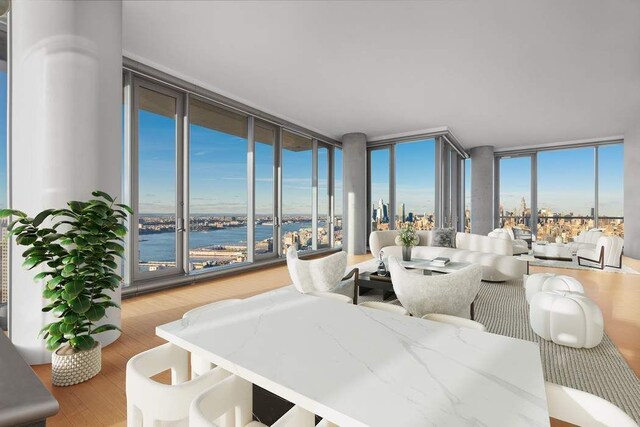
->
395 223 419 261
0 191 132 386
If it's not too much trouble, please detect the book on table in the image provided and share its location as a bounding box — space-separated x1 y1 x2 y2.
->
432 257 450 266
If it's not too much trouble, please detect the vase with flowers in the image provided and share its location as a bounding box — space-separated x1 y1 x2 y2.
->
395 223 419 261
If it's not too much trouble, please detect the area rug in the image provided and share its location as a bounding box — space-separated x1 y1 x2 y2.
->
529 257 640 275
358 279 640 423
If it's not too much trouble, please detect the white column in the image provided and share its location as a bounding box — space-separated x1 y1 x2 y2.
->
10 0 123 364
624 123 640 259
470 146 495 236
342 133 367 255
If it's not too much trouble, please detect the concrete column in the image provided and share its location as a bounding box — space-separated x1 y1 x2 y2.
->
10 0 123 364
342 133 367 255
470 146 495 236
624 124 640 259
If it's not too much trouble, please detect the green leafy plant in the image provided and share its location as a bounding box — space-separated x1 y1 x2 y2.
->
0 191 132 352
395 222 419 247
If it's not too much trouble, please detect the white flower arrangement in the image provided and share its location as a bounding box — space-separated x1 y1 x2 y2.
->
395 223 419 247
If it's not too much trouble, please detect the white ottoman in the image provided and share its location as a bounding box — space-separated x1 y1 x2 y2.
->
529 291 604 348
525 273 585 303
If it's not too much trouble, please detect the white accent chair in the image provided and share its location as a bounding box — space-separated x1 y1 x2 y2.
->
545 381 638 427
421 313 487 331
286 247 358 300
388 257 482 319
488 228 529 255
359 301 409 316
567 229 604 254
577 236 624 269
183 299 242 378
525 273 584 304
529 291 604 348
126 343 231 427
189 375 315 427
307 291 353 304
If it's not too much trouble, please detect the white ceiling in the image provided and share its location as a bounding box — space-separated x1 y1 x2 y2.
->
123 1 640 150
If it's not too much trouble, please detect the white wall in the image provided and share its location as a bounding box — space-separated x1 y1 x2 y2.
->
624 123 640 259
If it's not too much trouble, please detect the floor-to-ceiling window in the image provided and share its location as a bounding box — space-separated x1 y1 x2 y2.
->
495 142 623 242
254 120 277 257
499 156 532 233
333 147 343 247
369 148 391 232
188 98 249 272
538 147 595 242
395 139 436 230
134 83 183 278
317 144 330 249
126 72 341 291
281 131 313 254
597 144 624 236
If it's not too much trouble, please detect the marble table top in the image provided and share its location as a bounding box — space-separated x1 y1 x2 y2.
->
157 287 549 427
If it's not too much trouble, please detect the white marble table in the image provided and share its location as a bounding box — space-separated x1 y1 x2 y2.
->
157 288 550 427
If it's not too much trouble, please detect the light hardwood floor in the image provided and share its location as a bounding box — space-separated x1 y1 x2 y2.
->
31 254 640 427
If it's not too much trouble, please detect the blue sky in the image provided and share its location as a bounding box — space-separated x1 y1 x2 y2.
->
500 145 623 216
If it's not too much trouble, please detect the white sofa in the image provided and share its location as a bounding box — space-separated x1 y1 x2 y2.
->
488 228 529 255
370 230 526 282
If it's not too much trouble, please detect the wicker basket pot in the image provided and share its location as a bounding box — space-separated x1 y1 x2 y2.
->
51 342 101 387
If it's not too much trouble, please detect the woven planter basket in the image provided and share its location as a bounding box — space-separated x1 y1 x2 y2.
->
51 342 101 387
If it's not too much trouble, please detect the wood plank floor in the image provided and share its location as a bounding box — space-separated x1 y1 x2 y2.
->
31 254 640 427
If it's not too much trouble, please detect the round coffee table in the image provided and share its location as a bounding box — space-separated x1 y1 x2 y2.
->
532 242 573 261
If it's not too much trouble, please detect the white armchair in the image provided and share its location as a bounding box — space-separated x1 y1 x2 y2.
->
388 257 482 319
286 247 358 299
577 236 624 269
488 228 529 255
568 229 603 253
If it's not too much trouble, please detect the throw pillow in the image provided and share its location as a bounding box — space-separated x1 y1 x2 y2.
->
432 227 456 248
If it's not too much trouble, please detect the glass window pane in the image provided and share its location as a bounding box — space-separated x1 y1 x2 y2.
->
598 144 624 236
370 148 390 231
537 147 595 242
499 156 532 235
255 121 276 255
334 147 343 247
395 139 436 230
317 145 330 249
189 99 248 271
282 131 313 253
137 87 178 273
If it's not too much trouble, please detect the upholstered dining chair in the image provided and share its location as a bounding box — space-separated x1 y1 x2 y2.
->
190 374 315 427
388 257 482 319
421 313 486 331
286 247 359 302
545 381 637 427
577 236 624 269
126 343 230 427
183 299 242 378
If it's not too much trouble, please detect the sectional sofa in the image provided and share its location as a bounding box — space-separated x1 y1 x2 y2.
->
369 230 526 282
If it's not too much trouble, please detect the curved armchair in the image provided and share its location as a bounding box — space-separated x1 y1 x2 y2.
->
577 236 624 269
388 257 482 319
286 247 357 298
488 228 529 255
545 381 637 427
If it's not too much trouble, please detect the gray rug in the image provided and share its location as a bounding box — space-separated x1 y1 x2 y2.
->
359 279 640 423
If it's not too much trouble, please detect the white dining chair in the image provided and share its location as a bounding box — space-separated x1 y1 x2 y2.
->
189 374 315 427
545 381 637 427
358 301 409 316
183 299 242 378
421 313 487 331
307 291 353 304
126 343 231 427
